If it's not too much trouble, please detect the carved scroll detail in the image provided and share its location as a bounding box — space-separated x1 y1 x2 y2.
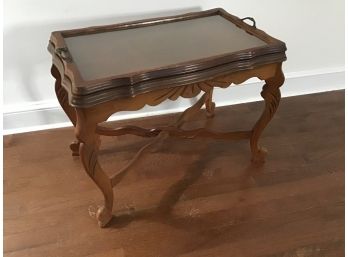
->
151 70 265 104
90 64 277 124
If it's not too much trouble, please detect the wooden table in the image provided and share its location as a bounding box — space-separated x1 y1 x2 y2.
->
48 8 287 227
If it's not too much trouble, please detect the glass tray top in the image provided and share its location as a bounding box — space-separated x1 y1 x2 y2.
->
64 15 267 80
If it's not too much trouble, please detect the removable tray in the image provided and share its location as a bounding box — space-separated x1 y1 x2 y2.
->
48 8 286 107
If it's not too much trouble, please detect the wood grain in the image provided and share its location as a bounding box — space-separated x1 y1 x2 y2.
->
4 90 344 257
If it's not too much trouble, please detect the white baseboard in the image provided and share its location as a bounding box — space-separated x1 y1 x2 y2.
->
3 67 345 135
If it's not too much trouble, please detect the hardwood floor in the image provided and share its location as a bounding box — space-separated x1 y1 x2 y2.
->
4 90 344 257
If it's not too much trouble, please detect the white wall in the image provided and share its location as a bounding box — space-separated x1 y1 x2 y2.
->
3 0 345 133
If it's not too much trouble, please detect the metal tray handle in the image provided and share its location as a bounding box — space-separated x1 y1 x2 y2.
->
241 17 256 28
55 47 73 62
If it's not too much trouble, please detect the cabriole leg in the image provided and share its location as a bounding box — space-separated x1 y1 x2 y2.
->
250 64 285 162
75 109 113 227
51 65 80 156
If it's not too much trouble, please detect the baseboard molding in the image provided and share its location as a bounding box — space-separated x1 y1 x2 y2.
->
3 67 345 135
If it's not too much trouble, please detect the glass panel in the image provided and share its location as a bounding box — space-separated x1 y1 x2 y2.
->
65 15 266 80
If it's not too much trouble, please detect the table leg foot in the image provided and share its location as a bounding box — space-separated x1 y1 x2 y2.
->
79 140 114 228
70 140 80 156
251 146 268 163
97 206 113 228
250 64 284 162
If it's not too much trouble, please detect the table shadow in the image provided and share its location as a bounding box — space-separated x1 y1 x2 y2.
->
107 141 264 229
